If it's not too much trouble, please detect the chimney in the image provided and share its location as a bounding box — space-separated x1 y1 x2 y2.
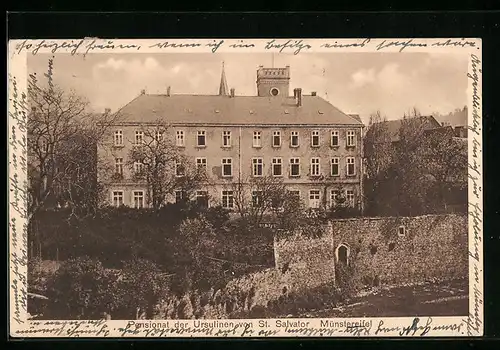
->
293 88 298 99
311 91 317 96
230 88 235 98
140 89 146 95
296 88 302 107
31 106 36 112
167 86 171 96
104 108 111 114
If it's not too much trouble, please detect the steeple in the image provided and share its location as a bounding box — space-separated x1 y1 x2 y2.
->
219 61 229 96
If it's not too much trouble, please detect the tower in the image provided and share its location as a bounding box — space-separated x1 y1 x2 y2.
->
219 62 229 96
256 65 290 97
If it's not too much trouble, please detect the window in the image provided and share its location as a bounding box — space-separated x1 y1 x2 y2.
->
155 131 163 142
115 157 123 175
252 158 263 177
196 157 207 173
135 131 144 145
112 191 123 207
290 131 299 147
311 130 320 147
197 130 206 147
272 158 282 177
175 161 185 177
253 131 262 148
133 191 145 209
175 190 185 204
176 130 185 147
133 161 144 174
196 191 209 208
222 131 232 147
114 130 123 146
252 191 263 207
310 158 321 176
346 157 356 176
331 130 339 147
290 158 300 177
330 157 340 176
222 158 232 177
273 131 281 147
330 190 340 207
347 130 356 147
346 190 355 207
222 190 234 209
309 190 321 208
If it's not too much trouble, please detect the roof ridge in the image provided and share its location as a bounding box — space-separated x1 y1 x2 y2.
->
325 101 364 125
114 93 144 115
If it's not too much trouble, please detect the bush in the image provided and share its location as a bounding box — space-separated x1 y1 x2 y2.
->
112 258 170 319
334 262 358 301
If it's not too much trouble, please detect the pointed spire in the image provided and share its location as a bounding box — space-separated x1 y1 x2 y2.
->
219 61 229 96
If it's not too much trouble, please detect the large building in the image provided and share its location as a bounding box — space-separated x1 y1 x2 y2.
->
99 64 364 211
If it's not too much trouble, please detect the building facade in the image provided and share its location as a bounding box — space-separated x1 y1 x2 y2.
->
99 64 364 211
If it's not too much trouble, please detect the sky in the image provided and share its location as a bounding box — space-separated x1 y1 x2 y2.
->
28 52 468 124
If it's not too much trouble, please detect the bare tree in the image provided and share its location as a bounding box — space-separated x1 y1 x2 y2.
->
125 120 208 210
231 174 287 227
363 110 393 179
228 171 319 230
27 57 118 223
363 107 467 216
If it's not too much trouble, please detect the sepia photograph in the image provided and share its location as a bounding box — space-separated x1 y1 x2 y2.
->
24 50 470 321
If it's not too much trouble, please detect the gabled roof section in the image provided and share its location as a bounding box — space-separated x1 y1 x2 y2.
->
377 115 442 142
114 94 364 126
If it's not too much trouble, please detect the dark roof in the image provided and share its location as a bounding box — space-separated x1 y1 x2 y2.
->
348 114 363 123
114 94 364 126
435 107 467 127
376 115 442 142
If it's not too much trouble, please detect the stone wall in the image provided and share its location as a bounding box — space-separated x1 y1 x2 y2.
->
273 228 336 291
330 214 468 288
155 214 468 319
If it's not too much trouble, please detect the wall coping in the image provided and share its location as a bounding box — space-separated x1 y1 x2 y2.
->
329 213 467 223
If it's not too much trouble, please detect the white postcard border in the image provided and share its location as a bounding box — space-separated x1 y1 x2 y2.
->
8 38 483 338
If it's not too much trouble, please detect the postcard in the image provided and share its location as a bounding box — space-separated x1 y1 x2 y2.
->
8 38 483 338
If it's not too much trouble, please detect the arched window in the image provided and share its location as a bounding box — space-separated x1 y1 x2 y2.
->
336 243 350 266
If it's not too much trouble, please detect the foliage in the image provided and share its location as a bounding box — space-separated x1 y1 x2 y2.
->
363 109 467 216
27 58 120 262
27 257 50 294
44 257 116 319
112 258 170 319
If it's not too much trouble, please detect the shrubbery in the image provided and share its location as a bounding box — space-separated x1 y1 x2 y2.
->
30 198 360 319
44 257 116 319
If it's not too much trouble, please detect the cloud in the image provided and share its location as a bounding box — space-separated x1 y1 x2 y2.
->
28 52 467 121
349 68 376 89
